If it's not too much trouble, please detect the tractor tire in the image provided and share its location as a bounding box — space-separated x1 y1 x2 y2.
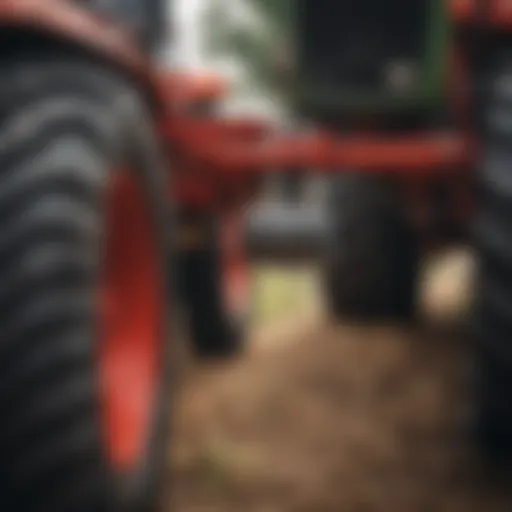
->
473 54 512 468
179 218 245 359
0 53 173 511
322 175 418 322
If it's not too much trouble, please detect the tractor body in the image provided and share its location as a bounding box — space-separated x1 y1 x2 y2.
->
2 0 512 507
294 0 450 124
282 0 486 245
285 0 512 467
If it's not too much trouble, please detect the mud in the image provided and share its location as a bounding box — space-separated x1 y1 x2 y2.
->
171 251 512 512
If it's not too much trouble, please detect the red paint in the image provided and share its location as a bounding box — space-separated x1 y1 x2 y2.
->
166 118 473 176
157 71 228 108
489 0 512 26
451 0 512 27
450 0 477 22
100 171 162 469
0 0 150 80
221 214 251 319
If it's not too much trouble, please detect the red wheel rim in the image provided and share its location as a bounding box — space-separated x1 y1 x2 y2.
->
100 171 162 470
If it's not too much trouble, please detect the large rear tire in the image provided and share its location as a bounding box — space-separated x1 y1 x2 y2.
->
0 53 173 511
322 175 418 322
474 53 512 468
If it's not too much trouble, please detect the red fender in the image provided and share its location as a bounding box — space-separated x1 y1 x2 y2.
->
0 0 157 94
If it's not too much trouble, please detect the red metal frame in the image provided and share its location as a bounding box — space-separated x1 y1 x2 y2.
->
164 109 474 211
221 213 252 321
162 4 484 212
451 0 512 27
167 117 473 174
157 71 229 109
0 0 152 83
161 59 474 209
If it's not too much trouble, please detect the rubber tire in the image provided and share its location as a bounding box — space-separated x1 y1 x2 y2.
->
322 175 418 322
0 51 173 510
473 53 512 469
178 218 245 359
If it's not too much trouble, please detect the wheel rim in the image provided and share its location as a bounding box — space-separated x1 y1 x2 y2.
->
100 171 162 470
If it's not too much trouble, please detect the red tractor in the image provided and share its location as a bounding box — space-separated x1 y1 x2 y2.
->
282 0 507 469
0 0 509 510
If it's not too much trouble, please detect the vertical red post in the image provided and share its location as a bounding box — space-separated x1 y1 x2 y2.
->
220 211 252 324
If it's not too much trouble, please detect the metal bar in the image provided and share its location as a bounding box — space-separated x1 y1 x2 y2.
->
166 117 474 174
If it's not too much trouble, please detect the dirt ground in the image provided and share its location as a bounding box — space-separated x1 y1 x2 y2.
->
170 250 512 512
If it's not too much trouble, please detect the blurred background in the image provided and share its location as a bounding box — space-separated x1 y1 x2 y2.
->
167 2 512 511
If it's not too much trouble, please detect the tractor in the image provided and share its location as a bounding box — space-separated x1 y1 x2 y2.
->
286 0 511 469
0 0 510 510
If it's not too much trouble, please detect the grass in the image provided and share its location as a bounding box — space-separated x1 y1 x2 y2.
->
250 265 320 327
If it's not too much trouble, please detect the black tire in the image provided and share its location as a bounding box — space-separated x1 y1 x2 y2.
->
473 53 512 468
322 175 418 322
178 217 245 359
0 52 173 510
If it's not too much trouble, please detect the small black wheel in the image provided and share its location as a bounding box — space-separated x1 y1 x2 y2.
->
178 216 247 359
473 52 512 468
322 174 418 322
0 50 174 511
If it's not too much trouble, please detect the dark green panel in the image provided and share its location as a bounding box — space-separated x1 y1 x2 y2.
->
290 0 451 120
